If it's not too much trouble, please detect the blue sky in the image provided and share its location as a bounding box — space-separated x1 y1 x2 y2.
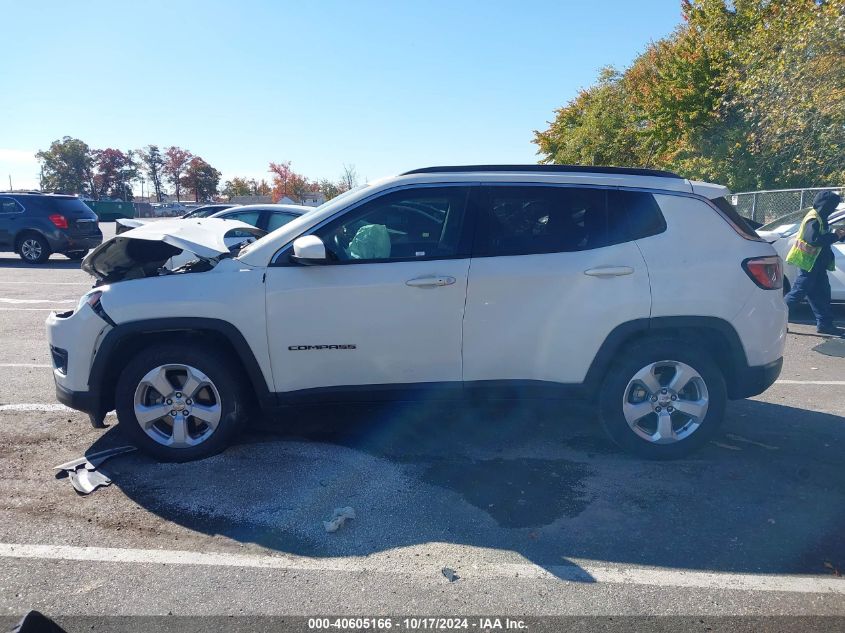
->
0 0 681 192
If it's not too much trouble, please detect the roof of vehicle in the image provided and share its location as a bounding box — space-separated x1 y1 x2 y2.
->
402 164 683 179
0 191 81 199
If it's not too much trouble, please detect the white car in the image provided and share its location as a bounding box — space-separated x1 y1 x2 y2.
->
756 205 845 301
47 165 786 461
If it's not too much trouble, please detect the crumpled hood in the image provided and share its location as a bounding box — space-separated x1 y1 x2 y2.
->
82 218 265 282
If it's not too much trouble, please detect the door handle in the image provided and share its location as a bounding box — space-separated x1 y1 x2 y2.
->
406 276 456 288
584 266 634 278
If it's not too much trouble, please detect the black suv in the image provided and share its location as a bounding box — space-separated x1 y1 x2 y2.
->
0 192 103 263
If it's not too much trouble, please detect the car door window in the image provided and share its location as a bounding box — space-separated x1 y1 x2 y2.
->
313 187 470 262
0 197 22 214
265 212 299 232
221 210 261 237
474 186 664 257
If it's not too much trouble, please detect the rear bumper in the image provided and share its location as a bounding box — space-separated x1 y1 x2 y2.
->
730 357 783 399
46 231 103 253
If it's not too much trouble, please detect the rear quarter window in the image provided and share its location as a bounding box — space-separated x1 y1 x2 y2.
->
710 196 761 240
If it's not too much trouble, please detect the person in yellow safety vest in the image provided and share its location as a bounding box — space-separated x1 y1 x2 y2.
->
784 191 845 335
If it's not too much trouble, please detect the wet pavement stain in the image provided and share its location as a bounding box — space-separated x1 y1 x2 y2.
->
812 338 845 358
422 457 594 528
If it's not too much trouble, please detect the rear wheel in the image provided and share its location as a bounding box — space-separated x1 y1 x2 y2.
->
598 338 726 459
115 344 248 461
17 234 51 264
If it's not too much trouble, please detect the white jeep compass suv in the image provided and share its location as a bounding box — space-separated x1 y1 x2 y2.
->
47 165 787 461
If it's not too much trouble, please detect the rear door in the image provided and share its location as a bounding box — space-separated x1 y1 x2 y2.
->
0 197 24 249
829 214 845 301
462 185 655 386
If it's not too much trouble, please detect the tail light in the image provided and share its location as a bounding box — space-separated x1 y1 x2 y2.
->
48 214 68 229
742 256 783 290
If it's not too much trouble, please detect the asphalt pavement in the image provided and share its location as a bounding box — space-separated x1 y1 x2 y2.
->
0 224 843 618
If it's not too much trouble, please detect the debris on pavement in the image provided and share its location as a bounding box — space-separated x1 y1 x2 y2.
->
323 506 356 533
54 446 137 495
442 567 459 582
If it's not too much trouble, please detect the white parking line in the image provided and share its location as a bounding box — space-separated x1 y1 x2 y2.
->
0 281 89 285
776 380 845 385
0 298 74 304
0 403 72 412
0 363 51 368
0 542 840 594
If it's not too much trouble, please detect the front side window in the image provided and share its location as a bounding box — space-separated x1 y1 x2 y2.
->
223 210 261 227
313 187 470 262
265 212 300 232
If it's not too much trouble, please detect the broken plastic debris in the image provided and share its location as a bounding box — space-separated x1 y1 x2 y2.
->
442 567 459 582
54 446 137 495
323 506 356 533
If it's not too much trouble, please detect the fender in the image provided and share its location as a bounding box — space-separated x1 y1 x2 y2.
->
582 316 750 397
88 317 274 421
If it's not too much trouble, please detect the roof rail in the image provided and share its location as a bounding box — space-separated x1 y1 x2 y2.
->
401 164 682 179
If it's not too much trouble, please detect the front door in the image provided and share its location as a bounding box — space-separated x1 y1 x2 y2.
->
265 185 474 395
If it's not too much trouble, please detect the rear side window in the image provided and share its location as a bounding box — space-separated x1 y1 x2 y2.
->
609 190 666 240
265 212 299 232
474 186 665 257
710 196 761 240
0 197 23 213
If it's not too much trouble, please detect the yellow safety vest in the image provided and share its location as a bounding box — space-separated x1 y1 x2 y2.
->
785 209 835 272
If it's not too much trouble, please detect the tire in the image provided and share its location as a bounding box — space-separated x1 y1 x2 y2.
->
782 276 791 297
598 337 727 460
17 234 51 264
66 251 87 261
115 343 248 462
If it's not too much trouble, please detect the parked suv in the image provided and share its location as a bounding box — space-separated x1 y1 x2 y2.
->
0 192 103 263
46 166 786 461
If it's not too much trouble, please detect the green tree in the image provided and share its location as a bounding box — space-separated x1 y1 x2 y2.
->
93 148 137 200
164 146 192 201
222 177 253 199
535 0 845 189
36 137 94 195
138 145 166 202
180 156 221 202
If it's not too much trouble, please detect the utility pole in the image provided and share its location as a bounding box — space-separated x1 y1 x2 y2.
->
8 175 11 190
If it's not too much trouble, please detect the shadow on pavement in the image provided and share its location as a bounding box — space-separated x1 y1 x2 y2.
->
87 397 845 580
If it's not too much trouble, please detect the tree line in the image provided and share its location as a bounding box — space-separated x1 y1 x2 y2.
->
534 0 845 191
35 136 359 204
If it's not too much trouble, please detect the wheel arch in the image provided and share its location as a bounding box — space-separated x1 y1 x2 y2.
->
90 317 274 419
583 316 749 399
14 229 48 252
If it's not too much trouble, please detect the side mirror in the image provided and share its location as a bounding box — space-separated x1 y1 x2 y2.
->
290 235 328 265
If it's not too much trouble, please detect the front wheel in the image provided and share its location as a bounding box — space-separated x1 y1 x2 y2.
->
115 344 248 461
598 339 726 459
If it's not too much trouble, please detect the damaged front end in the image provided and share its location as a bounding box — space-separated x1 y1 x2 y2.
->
81 218 266 285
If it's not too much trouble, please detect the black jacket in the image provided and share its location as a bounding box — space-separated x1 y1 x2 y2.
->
801 216 841 272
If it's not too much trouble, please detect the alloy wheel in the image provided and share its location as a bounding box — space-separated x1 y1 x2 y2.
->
21 239 43 261
621 360 709 444
133 364 222 448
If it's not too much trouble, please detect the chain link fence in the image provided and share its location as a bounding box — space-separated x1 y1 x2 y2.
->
732 187 845 225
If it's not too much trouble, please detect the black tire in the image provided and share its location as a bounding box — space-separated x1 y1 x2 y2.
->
66 251 87 261
782 276 791 297
17 233 51 264
598 337 727 460
115 343 248 462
